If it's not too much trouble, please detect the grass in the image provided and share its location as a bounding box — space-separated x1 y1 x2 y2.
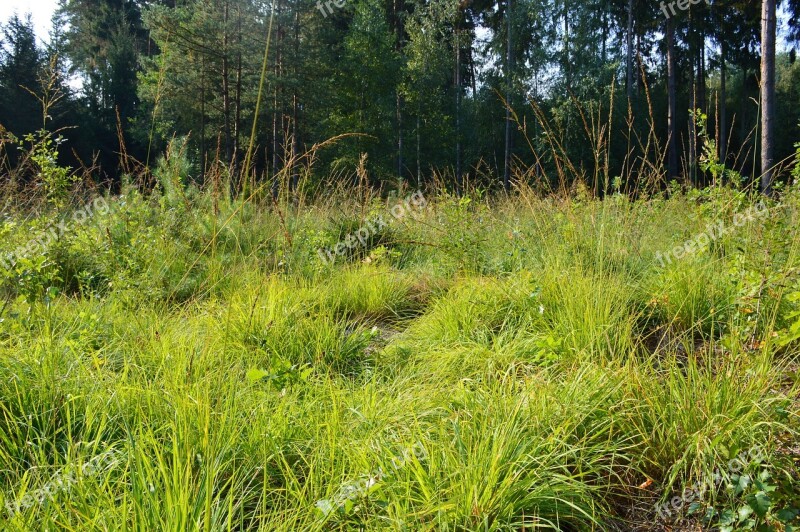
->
0 180 798 530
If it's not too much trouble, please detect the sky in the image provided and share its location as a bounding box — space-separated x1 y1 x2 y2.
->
0 0 60 44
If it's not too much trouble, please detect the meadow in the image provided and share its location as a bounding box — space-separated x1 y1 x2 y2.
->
1 0 799 527
0 171 799 530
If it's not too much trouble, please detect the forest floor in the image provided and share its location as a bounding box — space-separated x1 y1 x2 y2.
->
0 182 799 530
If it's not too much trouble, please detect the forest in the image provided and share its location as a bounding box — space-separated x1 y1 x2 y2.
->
0 0 798 192
1 0 800 531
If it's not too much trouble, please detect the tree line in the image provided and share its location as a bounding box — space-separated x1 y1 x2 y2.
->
1 0 799 194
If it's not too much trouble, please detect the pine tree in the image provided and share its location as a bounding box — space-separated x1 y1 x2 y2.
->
0 14 43 138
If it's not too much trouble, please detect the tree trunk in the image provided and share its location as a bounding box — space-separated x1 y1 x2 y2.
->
416 110 421 187
233 4 243 181
719 41 727 165
397 92 403 180
699 30 706 115
271 0 283 199
469 45 477 96
291 8 299 193
666 19 679 182
688 12 696 185
698 29 707 185
760 0 776 194
636 31 642 96
740 66 748 163
394 0 404 181
200 56 206 183
503 0 512 192
563 0 570 88
221 0 233 167
601 8 607 66
626 0 634 100
454 24 462 195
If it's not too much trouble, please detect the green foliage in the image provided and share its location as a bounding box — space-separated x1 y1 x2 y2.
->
0 14 43 138
694 109 743 186
436 194 491 272
794 138 800 183
25 131 75 207
2 254 60 311
0 185 797 530
696 460 800 531
153 136 193 208
777 283 800 347
3 0 800 191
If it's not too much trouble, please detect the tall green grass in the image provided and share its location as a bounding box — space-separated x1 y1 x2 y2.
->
0 181 798 530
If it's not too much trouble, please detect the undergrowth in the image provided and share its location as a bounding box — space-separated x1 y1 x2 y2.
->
0 178 798 531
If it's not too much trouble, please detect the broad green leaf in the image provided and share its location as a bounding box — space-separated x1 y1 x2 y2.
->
246 368 270 384
735 474 751 495
738 504 754 522
746 491 772 517
719 509 735 525
687 501 704 515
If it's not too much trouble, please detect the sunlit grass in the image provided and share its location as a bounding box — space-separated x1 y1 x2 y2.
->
0 184 798 529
